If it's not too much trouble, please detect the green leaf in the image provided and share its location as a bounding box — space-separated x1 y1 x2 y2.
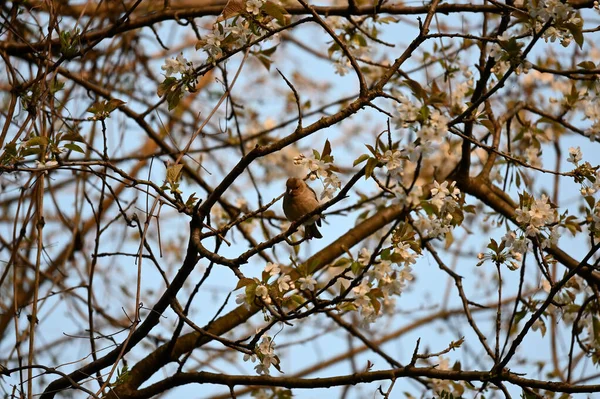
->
333 257 351 267
565 23 584 49
577 61 596 70
365 157 378 179
351 261 362 275
50 79 65 95
327 42 340 58
322 139 332 158
593 315 600 345
106 98 126 113
3 142 17 157
21 147 42 156
25 136 49 147
157 77 178 97
185 193 198 207
355 34 367 47
480 119 495 133
217 0 245 21
255 54 272 71
365 144 377 156
369 295 381 314
60 132 86 143
405 79 426 100
166 164 184 183
166 86 183 110
377 16 399 24
87 101 104 114
262 45 278 57
64 143 84 153
235 277 256 290
444 231 454 249
353 154 370 166
262 1 287 25
521 389 538 399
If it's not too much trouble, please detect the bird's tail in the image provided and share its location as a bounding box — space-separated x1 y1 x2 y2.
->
306 223 322 239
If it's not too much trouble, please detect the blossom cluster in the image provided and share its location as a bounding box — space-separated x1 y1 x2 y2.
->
325 17 373 76
525 0 583 47
413 181 464 240
488 33 532 76
584 100 600 142
199 0 281 63
514 193 558 239
235 262 318 374
392 95 450 168
479 193 561 270
394 95 450 143
161 53 194 77
293 152 341 200
243 335 280 375
592 201 600 237
350 228 420 327
235 262 315 311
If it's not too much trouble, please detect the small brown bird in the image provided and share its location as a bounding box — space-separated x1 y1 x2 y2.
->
283 177 322 239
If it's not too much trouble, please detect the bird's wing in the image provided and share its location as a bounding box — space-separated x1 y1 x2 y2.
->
305 183 319 202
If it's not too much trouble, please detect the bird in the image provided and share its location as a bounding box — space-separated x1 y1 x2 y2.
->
283 177 323 239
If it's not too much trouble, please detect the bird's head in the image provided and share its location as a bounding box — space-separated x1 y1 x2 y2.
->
286 177 303 196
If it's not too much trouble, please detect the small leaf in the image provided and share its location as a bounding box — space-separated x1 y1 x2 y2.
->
3 142 17 157
365 144 377 156
365 157 378 179
262 1 288 25
577 61 596 70
25 136 49 147
333 257 350 267
185 193 198 207
565 23 584 49
64 143 84 153
255 54 272 71
351 261 362 275
166 86 183 110
322 139 332 158
521 389 538 399
262 45 278 57
60 132 85 143
166 164 184 183
449 337 465 349
217 0 245 21
444 231 454 249
87 101 104 114
593 315 600 345
355 34 367 47
353 154 370 166
106 98 126 112
405 78 426 100
157 77 177 97
235 277 256 290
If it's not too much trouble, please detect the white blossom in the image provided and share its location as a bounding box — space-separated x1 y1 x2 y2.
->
246 0 264 15
298 276 317 291
382 149 403 172
277 274 294 291
161 53 189 76
264 262 281 276
235 292 251 310
255 284 271 304
567 146 582 165
358 248 372 266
